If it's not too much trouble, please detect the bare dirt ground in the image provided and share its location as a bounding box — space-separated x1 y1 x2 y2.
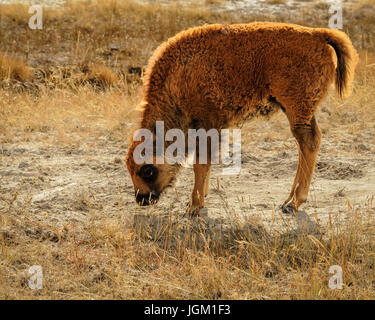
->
2 101 374 237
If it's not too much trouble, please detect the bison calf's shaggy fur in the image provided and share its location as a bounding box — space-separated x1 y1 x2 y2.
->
126 22 358 216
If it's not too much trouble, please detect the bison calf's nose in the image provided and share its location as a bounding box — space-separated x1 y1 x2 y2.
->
135 191 159 206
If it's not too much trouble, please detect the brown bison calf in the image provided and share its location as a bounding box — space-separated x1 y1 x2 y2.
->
126 22 358 216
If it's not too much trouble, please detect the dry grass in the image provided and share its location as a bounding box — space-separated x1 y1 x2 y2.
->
205 0 225 5
264 0 288 5
82 63 119 89
1 189 375 299
0 53 33 82
1 0 375 300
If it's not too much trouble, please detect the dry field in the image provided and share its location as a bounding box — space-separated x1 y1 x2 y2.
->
0 0 375 299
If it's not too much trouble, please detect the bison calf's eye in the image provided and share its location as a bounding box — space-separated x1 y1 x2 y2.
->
139 165 158 183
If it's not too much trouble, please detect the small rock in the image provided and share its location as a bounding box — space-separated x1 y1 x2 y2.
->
19 162 31 169
357 144 369 151
110 43 120 51
128 66 142 76
114 157 122 164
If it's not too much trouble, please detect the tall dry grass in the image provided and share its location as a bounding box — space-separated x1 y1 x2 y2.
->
0 0 374 75
0 53 33 82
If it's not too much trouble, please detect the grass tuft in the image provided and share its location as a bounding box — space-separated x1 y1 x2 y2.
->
0 53 33 82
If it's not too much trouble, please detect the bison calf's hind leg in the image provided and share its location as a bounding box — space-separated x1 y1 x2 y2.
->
282 116 321 214
187 163 211 216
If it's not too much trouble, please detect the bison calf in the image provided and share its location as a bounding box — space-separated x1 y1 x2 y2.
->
126 22 358 216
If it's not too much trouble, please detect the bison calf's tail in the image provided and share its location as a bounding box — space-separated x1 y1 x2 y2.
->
318 29 359 99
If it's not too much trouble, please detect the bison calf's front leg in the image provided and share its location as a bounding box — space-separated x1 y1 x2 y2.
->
187 163 211 216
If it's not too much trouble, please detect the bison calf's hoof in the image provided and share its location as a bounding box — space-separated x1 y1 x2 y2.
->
185 204 207 217
281 204 297 215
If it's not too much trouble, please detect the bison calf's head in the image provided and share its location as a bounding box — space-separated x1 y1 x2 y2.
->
126 144 179 206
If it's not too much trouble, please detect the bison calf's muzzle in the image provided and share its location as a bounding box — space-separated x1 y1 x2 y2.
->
135 191 159 206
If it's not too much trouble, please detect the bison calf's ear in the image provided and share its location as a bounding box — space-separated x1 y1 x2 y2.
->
139 164 158 183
